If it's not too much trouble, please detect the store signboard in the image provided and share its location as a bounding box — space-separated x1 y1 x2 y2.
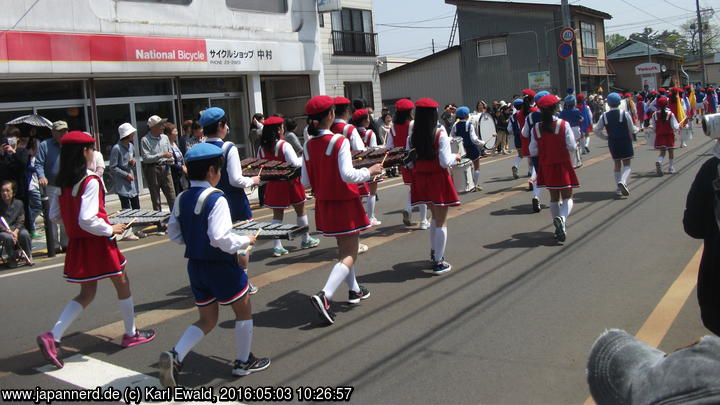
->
0 31 320 74
318 0 341 12
528 71 551 90
635 62 661 75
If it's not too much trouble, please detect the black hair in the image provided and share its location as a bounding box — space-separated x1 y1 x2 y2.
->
187 155 225 181
352 98 366 110
56 143 94 188
393 109 412 125
250 113 264 130
521 95 532 115
307 105 335 136
284 117 297 132
191 121 202 131
1 179 17 195
335 103 351 117
411 107 439 161
260 123 282 153
203 117 227 137
540 103 558 132
659 105 669 121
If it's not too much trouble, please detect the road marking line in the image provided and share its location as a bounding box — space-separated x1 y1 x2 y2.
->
583 246 703 405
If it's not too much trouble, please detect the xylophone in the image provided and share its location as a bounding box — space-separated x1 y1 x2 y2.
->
108 209 170 225
240 158 300 181
351 147 416 169
232 220 308 240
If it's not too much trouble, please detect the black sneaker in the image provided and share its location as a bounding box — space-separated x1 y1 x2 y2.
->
433 259 452 275
618 182 630 196
310 291 335 324
584 146 590 154
348 285 371 304
158 350 183 387
532 197 541 213
430 249 435 262
232 353 270 376
512 166 519 179
553 216 566 242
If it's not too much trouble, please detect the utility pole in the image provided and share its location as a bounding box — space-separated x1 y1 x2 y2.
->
561 0 576 92
432 39 435 54
697 0 706 86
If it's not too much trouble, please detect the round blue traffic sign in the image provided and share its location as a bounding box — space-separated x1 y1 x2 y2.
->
558 43 573 59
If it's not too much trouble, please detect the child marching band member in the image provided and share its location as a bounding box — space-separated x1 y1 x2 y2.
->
576 93 594 149
350 108 383 225
529 95 579 243
257 116 319 256
159 143 269 387
387 99 430 228
520 90 548 213
37 131 155 369
508 98 526 179
651 96 681 175
303 96 383 325
635 94 646 135
200 107 261 294
450 106 485 191
408 97 462 274
558 95 584 168
593 93 637 197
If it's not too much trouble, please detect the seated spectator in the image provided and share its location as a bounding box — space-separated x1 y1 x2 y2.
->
0 180 32 268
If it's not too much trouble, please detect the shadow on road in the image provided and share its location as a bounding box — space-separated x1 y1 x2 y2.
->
572 191 619 203
490 204 536 216
356 261 436 284
484 232 559 249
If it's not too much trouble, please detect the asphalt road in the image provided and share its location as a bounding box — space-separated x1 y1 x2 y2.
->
0 128 713 405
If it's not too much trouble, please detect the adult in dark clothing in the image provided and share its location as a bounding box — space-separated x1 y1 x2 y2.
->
0 128 31 231
0 180 32 268
683 146 720 335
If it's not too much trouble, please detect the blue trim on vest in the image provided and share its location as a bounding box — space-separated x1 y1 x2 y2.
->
455 121 481 160
178 187 237 263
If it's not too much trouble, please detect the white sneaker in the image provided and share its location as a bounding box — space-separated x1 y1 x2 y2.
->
370 217 382 226
418 220 430 230
123 232 139 241
358 244 369 254
668 166 676 174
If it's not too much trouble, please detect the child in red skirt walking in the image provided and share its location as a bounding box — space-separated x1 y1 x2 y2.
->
302 96 383 325
529 95 580 243
37 131 155 369
257 116 319 256
651 96 680 175
407 98 462 274
350 108 383 225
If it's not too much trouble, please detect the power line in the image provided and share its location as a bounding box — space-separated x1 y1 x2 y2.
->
618 0 686 29
663 0 695 12
379 13 454 26
377 24 453 29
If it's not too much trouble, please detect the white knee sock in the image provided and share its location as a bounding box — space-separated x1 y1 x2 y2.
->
117 296 137 336
614 171 621 185
429 219 437 253
472 170 480 186
530 165 537 179
419 204 428 222
434 226 447 261
532 183 542 199
621 166 632 184
560 198 574 221
322 262 350 300
584 136 590 147
235 320 253 363
271 219 284 250
51 300 83 342
513 157 522 168
174 325 205 362
669 159 674 168
549 202 560 218
366 195 376 219
346 266 360 293
405 191 412 212
297 215 310 243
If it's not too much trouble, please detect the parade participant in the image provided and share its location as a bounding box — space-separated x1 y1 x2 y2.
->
508 98 526 179
159 143 269 387
450 106 485 191
37 131 155 369
257 116 319 256
696 86 706 118
387 98 430 229
577 93 594 150
200 107 261 294
303 96 383 325
707 87 717 114
651 96 680 175
351 108 383 225
593 93 637 197
529 95 579 243
408 97 461 273
635 94 645 136
521 90 548 213
558 95 584 168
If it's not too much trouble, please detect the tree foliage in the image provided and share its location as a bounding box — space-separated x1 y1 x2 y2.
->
605 33 627 51
605 17 720 56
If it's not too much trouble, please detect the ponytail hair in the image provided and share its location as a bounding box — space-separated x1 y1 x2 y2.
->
56 143 94 188
540 105 557 132
307 105 335 136
412 107 439 161
394 109 412 125
659 106 669 121
260 123 282 153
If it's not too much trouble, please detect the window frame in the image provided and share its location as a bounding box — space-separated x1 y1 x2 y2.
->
225 0 288 14
476 38 507 58
343 81 375 110
580 21 598 58
330 8 377 56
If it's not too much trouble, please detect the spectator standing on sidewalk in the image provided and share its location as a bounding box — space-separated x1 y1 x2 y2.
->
164 122 188 195
0 180 32 268
110 123 140 210
283 117 303 155
140 115 175 214
36 120 68 251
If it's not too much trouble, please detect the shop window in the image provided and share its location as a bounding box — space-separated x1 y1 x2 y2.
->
226 0 287 13
344 82 374 110
179 77 244 95
37 107 88 133
95 79 173 99
0 81 84 103
477 38 507 58
134 101 175 144
581 22 598 57
331 8 377 56
94 105 134 165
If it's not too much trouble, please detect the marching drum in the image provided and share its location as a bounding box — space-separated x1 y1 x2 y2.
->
450 136 466 156
478 112 497 150
451 158 475 193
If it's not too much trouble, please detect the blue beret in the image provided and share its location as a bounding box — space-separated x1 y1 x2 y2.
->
566 88 574 95
564 95 576 105
513 98 524 106
199 107 225 127
534 91 550 103
456 106 470 119
607 92 621 106
184 142 223 163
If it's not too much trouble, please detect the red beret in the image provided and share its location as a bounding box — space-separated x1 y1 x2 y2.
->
537 94 560 108
263 116 284 126
651 90 659 95
659 87 667 93
576 94 586 102
395 98 414 111
60 131 95 145
414 97 439 108
656 96 669 107
333 96 351 105
636 95 644 100
351 109 369 122
522 89 537 99
624 93 632 98
684 85 692 90
306 95 334 115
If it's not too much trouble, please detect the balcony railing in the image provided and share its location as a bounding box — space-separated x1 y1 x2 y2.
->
331 30 378 56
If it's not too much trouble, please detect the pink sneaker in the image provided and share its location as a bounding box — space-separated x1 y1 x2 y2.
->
121 329 156 348
36 332 63 368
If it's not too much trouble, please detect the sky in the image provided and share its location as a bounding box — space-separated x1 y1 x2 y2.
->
375 0 720 58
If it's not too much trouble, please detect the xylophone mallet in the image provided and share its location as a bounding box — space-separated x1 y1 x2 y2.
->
111 217 137 240
372 151 390 181
241 226 263 256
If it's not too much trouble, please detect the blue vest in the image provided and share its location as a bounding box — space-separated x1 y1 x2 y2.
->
526 111 543 128
604 109 630 141
177 187 237 264
455 121 480 155
206 140 252 222
559 107 583 128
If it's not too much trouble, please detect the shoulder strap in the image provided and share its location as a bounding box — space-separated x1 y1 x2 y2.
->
71 174 101 197
275 140 285 157
303 137 312 161
342 124 353 138
326 134 344 156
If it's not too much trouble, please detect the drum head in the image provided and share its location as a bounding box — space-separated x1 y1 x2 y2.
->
479 113 497 150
